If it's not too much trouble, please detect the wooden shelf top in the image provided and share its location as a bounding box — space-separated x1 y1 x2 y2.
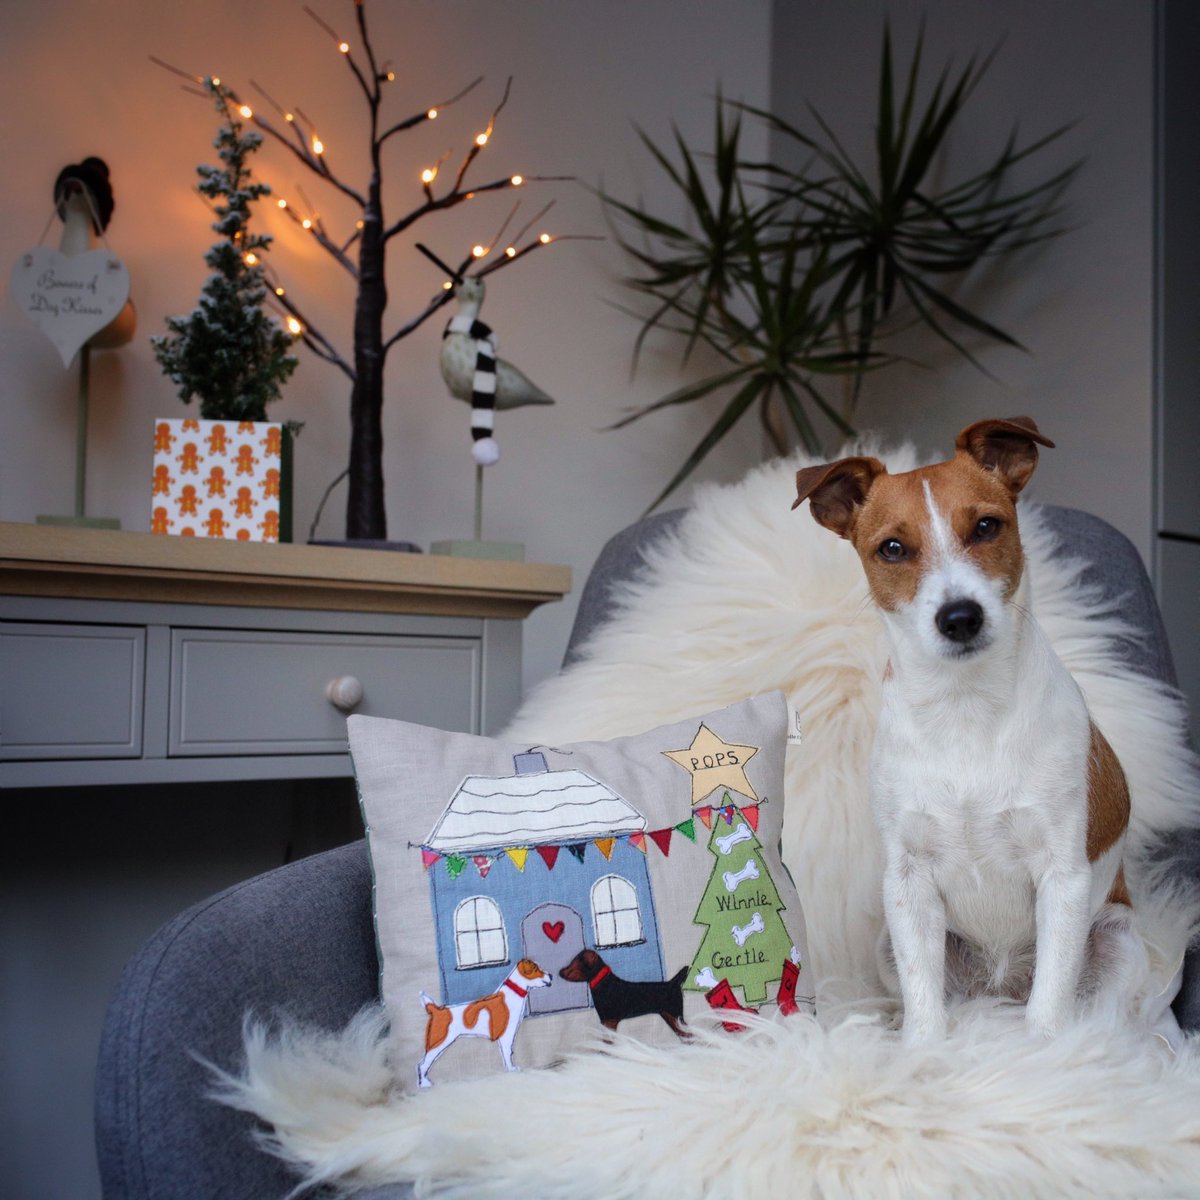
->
0 522 571 620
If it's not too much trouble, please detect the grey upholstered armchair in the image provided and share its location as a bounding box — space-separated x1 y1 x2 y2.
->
94 506 1200 1199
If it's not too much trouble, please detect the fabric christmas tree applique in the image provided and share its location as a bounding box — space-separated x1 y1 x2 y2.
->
663 722 804 1022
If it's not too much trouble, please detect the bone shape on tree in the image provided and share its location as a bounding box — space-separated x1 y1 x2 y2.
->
723 859 760 892
694 966 719 991
715 822 753 856
731 911 766 947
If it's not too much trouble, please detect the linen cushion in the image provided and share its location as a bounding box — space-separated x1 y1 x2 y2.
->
347 691 809 1090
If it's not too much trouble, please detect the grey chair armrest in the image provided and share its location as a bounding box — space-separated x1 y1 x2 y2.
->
94 840 406 1199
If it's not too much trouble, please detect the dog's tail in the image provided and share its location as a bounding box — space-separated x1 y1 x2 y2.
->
669 966 688 987
419 990 437 1010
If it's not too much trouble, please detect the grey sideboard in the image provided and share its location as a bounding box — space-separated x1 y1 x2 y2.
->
0 523 570 789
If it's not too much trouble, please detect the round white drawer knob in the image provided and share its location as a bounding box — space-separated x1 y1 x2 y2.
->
325 675 364 712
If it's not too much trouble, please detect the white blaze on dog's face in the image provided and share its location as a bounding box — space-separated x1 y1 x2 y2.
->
793 417 1055 662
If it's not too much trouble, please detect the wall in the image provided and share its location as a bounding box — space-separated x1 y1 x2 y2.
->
0 0 773 693
769 0 1156 561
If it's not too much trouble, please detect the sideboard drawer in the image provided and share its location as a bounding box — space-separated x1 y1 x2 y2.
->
169 628 480 756
0 622 145 760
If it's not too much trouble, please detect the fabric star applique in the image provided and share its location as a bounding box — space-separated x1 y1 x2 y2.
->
662 724 759 807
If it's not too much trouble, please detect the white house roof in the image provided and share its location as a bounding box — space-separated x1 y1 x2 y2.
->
425 767 646 854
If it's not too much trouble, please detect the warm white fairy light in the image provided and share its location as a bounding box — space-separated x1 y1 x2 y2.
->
338 41 350 53
427 108 438 120
238 104 253 119
275 286 286 296
312 136 325 155
475 132 489 147
472 244 487 258
442 280 453 290
301 218 313 229
211 76 221 87
355 219 364 229
284 112 295 123
421 167 437 185
277 198 288 209
539 233 552 244
505 246 516 258
386 70 396 82
510 174 524 186
286 316 303 335
244 251 259 265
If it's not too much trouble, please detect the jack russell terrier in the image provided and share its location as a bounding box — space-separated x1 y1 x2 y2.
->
417 958 552 1087
793 417 1144 1044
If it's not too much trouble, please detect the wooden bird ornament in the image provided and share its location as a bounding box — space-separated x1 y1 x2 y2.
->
439 275 554 466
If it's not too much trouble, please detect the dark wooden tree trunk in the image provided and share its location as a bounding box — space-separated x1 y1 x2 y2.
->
345 175 388 539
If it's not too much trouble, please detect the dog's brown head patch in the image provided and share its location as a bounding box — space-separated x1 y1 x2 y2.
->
517 957 546 981
792 418 1051 611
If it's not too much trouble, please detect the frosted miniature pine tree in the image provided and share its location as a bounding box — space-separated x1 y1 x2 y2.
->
152 80 297 421
686 794 792 1005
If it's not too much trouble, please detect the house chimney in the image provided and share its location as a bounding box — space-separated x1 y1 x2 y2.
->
513 751 548 775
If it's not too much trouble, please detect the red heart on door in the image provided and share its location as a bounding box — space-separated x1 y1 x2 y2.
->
543 920 565 943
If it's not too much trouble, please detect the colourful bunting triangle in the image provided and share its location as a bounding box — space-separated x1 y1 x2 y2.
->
742 805 760 832
674 817 696 842
649 828 673 857
505 847 529 872
421 848 440 870
721 805 737 825
628 831 647 854
472 854 494 879
594 837 616 861
697 806 714 830
445 855 466 880
567 842 587 863
536 845 560 871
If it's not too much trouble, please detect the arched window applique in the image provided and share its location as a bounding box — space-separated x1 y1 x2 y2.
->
591 874 644 947
454 895 509 969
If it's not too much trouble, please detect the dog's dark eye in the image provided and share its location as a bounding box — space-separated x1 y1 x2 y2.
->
971 517 1003 543
877 538 907 562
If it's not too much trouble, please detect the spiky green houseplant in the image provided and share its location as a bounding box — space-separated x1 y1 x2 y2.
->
153 79 298 420
606 26 1078 509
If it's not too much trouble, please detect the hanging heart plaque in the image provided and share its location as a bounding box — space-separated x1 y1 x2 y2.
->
9 247 131 367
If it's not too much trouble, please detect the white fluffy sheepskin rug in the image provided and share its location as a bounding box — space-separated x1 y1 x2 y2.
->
217 447 1200 1199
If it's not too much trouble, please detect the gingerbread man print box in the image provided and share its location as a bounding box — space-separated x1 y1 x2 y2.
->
150 418 293 542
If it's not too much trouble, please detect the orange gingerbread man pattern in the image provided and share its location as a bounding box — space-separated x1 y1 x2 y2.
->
150 417 286 542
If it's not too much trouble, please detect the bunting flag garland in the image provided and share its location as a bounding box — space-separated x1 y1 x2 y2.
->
742 805 760 832
422 818 709 875
648 828 673 857
720 804 737 825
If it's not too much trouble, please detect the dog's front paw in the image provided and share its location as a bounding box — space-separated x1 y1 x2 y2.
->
900 1013 946 1048
1024 1003 1066 1040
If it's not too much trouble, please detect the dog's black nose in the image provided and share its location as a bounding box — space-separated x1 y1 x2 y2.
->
936 599 984 643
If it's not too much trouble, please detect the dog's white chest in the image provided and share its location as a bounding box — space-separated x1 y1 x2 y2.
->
873 679 1088 953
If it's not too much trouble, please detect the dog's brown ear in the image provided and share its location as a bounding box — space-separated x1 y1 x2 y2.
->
792 456 886 538
956 416 1055 496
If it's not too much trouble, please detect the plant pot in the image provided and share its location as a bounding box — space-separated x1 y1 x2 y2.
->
150 417 293 543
